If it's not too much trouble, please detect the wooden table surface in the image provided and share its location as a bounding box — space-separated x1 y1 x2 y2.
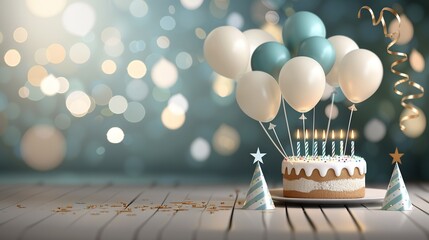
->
0 183 428 240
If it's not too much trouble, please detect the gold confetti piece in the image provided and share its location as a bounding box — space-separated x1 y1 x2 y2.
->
174 208 188 212
53 208 71 213
157 205 171 209
16 204 26 208
358 6 425 133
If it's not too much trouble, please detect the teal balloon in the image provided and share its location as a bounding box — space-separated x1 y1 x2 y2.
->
298 36 335 74
282 11 326 54
251 42 291 79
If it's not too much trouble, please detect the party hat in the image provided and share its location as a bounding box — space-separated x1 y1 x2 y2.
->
381 148 412 211
242 148 275 210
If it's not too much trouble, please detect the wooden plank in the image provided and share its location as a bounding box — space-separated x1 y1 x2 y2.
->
60 186 143 240
0 184 15 193
195 188 237 240
20 185 121 240
304 207 336 240
404 197 429 238
286 206 315 240
0 185 45 209
160 187 214 240
409 187 429 213
350 205 427 240
320 206 360 240
413 186 429 206
227 189 265 240
0 185 29 201
401 185 429 237
420 183 429 192
0 185 76 225
0 185 89 239
362 203 383 210
98 188 170 240
264 204 292 240
135 188 192 240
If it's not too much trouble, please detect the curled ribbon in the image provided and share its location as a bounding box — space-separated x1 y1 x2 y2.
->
358 6 424 132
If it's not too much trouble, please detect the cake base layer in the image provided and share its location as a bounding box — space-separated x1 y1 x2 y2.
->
283 187 365 199
283 167 365 199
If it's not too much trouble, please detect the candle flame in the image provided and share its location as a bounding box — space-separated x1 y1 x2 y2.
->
331 130 335 140
297 129 300 139
351 130 355 140
340 129 344 139
314 129 318 139
322 130 326 139
305 129 309 139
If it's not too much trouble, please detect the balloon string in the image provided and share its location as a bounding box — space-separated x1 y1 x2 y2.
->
259 121 287 158
358 6 425 132
324 92 335 144
344 104 356 155
300 114 307 156
312 107 315 155
271 127 288 157
282 99 295 156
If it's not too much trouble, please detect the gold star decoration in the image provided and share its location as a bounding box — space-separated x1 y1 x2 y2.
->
389 148 404 164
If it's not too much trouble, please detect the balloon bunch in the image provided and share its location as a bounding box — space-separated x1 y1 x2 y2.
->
204 11 384 158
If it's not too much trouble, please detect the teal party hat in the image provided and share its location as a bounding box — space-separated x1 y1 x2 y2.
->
242 148 275 210
381 148 412 211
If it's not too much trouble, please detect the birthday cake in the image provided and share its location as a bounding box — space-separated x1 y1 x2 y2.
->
282 155 366 198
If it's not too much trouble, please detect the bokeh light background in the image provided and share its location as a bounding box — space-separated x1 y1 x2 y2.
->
0 0 428 183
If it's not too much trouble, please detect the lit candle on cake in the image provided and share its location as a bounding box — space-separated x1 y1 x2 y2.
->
296 129 301 157
313 130 318 156
351 130 355 157
331 130 335 157
340 129 344 156
322 130 326 157
305 129 309 157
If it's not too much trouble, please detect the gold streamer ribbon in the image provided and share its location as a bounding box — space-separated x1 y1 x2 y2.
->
357 6 425 132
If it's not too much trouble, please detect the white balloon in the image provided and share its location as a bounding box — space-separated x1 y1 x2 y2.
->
326 35 359 87
204 26 250 79
339 49 383 104
400 106 426 138
236 71 281 122
243 29 276 72
279 57 326 113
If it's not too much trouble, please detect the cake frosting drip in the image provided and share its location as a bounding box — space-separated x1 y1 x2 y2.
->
281 155 366 177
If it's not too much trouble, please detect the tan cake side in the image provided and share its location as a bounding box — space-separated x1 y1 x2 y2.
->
283 167 365 199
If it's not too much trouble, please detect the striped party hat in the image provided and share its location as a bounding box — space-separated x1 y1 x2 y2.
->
242 148 275 210
381 163 413 211
382 148 412 211
381 162 412 211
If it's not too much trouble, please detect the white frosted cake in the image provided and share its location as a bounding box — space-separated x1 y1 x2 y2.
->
282 156 366 198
